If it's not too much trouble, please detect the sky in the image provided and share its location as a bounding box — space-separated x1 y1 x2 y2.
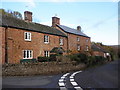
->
0 0 118 45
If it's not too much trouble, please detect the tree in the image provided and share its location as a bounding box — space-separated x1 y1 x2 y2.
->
12 11 22 19
0 9 22 19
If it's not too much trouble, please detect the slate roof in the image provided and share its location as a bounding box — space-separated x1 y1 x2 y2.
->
57 25 90 38
91 44 108 53
0 15 67 37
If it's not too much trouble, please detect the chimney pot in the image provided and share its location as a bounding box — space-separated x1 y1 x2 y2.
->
77 26 81 31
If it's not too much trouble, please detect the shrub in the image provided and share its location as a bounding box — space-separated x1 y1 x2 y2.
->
67 53 88 64
68 54 80 62
77 53 88 64
20 58 37 64
87 56 107 66
49 54 57 61
87 56 96 65
37 57 50 62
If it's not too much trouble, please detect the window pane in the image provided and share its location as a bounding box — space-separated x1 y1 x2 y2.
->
25 33 27 39
77 37 80 41
77 45 80 50
47 51 49 57
44 35 49 43
28 33 30 39
44 51 46 57
27 50 29 58
24 50 26 58
30 50 32 58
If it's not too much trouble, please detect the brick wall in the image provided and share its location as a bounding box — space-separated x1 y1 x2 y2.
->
0 27 2 64
92 51 104 57
67 33 91 53
1 26 91 64
56 26 91 54
4 27 67 64
0 27 5 64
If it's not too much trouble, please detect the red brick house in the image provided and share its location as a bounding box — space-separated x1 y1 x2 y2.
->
52 16 91 54
91 43 110 59
0 11 91 64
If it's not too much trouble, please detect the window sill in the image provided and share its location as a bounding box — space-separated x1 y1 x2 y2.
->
23 58 33 59
60 44 63 46
44 42 49 44
25 39 31 42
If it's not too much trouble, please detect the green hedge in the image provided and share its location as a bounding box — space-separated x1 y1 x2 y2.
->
67 53 107 66
68 53 88 64
87 56 107 66
20 58 37 63
37 57 50 62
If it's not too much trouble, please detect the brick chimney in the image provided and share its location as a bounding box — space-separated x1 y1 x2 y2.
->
52 16 60 27
24 11 32 22
77 26 81 31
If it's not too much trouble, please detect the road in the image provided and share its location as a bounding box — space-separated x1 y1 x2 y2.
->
2 60 119 90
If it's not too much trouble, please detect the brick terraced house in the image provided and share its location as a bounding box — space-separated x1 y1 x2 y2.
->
52 17 91 54
0 11 91 64
91 43 111 59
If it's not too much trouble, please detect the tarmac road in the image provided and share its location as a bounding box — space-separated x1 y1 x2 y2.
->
2 60 119 90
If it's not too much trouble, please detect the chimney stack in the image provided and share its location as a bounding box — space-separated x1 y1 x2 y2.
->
24 11 32 22
52 16 60 27
77 26 81 31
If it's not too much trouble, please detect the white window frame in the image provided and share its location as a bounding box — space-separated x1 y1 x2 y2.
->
24 32 31 41
77 37 80 41
86 45 89 51
86 39 89 43
44 35 49 44
60 38 63 45
77 44 80 51
44 51 50 57
23 50 33 59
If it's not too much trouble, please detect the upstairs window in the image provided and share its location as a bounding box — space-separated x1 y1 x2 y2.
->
86 45 89 51
24 32 31 41
44 51 50 57
23 50 33 59
77 44 80 51
44 35 49 44
86 39 89 43
77 37 80 41
60 38 63 45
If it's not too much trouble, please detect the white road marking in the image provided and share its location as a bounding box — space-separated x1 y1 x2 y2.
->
61 76 65 79
60 87 67 90
59 79 64 82
70 71 83 90
74 86 83 90
71 82 78 86
70 76 74 79
58 73 70 90
70 79 74 82
58 82 65 86
63 73 70 77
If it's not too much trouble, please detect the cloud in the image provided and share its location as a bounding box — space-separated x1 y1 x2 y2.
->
91 14 117 29
24 0 36 8
28 0 36 7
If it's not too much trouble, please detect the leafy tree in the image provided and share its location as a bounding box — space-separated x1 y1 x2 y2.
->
0 9 22 19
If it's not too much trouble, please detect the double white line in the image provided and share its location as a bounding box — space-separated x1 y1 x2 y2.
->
58 71 83 90
70 71 83 90
58 73 70 90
